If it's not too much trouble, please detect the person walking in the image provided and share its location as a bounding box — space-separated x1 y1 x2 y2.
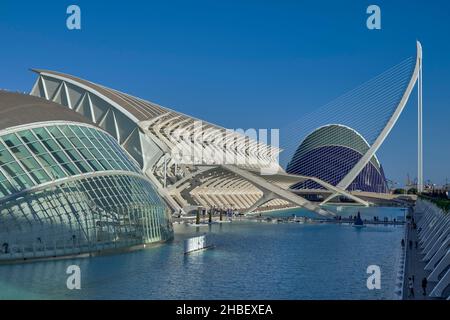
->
409 240 413 249
408 277 415 298
421 277 428 297
401 239 405 247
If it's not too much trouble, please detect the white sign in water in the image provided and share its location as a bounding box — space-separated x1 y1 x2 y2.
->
184 235 211 254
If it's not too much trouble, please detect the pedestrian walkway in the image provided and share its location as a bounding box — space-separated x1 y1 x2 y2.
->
403 211 436 300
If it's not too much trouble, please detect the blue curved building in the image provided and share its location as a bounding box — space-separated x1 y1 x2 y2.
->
286 124 388 193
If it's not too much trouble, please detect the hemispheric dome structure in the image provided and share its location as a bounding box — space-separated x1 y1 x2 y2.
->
286 124 388 193
0 91 172 263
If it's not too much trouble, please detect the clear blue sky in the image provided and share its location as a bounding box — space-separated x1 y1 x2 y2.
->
0 0 449 186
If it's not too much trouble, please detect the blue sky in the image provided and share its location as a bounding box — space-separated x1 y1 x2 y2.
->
0 0 449 186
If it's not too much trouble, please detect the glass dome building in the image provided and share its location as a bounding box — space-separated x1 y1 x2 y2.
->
286 124 388 193
0 91 172 263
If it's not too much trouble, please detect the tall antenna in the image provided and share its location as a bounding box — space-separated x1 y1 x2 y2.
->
418 42 424 193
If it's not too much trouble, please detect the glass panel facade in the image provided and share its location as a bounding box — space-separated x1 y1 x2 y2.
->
0 174 172 261
0 124 141 196
0 123 172 262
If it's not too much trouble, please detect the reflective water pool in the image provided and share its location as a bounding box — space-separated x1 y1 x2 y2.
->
0 206 405 300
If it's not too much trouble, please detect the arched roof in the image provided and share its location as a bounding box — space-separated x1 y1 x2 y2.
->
30 69 282 172
31 69 176 121
0 90 94 132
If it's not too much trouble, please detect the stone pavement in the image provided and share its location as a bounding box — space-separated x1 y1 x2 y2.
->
403 211 437 300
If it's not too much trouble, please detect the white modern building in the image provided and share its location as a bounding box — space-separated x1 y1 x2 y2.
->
29 69 356 217
27 42 423 217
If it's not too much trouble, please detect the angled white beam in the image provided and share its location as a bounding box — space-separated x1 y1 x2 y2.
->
221 164 334 217
40 76 49 100
63 82 72 109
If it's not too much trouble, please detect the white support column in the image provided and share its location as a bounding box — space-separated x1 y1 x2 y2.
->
163 153 167 188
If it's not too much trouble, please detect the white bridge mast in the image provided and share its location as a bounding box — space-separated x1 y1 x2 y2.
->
418 44 424 193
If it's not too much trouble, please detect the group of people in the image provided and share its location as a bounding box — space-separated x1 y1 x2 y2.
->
401 238 419 250
204 206 240 218
175 206 241 222
408 276 428 298
333 215 397 223
404 212 428 299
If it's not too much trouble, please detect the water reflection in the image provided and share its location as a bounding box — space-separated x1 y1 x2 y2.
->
0 206 404 300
